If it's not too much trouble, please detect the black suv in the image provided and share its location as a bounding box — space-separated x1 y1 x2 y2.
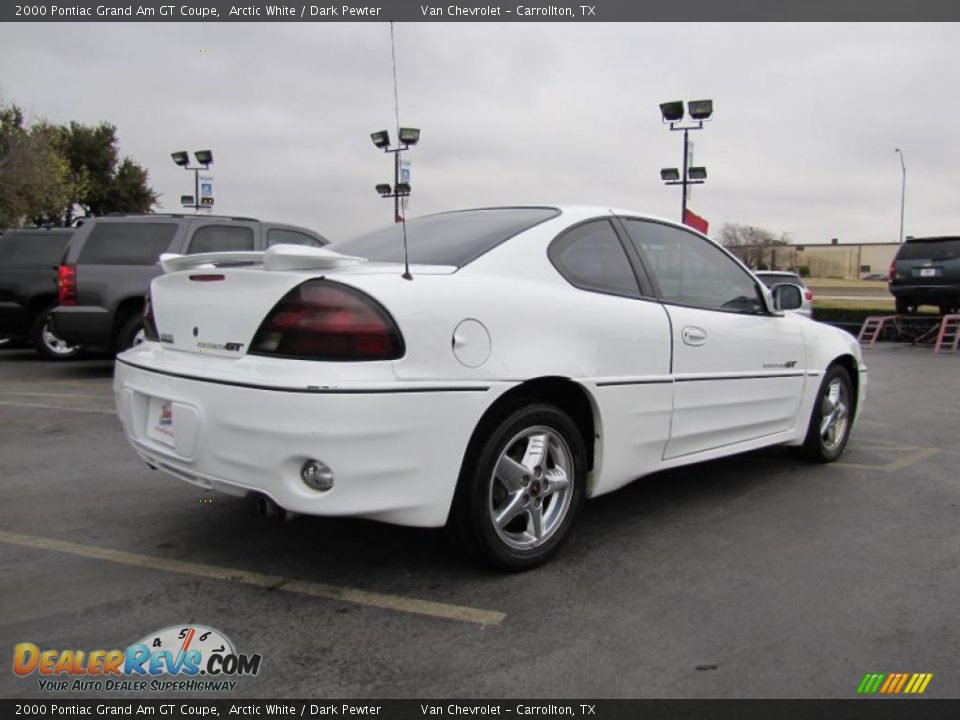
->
52 214 328 352
888 236 960 315
0 227 81 360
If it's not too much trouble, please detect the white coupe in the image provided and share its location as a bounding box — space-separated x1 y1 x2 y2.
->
114 206 866 570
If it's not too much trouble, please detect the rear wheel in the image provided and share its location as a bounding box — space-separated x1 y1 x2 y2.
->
799 365 853 463
895 297 915 315
116 314 146 352
451 402 587 571
30 308 82 361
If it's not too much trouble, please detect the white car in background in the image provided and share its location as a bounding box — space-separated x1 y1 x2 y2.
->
114 206 866 570
755 270 814 318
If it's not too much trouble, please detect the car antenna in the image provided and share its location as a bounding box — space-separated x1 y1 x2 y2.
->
390 22 413 281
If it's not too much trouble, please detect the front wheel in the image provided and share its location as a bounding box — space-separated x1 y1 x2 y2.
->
799 365 854 463
451 402 587 571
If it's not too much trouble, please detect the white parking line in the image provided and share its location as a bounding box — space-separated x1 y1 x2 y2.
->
0 530 506 627
0 400 114 414
0 391 111 399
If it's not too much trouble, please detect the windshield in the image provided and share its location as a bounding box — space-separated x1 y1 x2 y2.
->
331 207 560 267
897 237 960 261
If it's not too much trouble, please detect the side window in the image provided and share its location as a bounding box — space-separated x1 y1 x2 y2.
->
188 225 255 254
77 223 178 265
622 219 762 314
548 220 641 298
267 229 323 248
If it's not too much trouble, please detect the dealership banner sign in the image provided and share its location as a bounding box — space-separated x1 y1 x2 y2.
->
3 0 959 22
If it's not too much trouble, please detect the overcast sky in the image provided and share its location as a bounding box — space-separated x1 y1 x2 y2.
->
1 22 958 243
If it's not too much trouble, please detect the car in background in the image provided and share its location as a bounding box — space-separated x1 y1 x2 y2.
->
115 206 865 570
755 270 814 318
887 236 960 315
53 214 328 353
0 227 81 360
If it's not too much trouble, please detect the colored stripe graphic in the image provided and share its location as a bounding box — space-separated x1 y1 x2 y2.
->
857 672 932 694
857 673 885 694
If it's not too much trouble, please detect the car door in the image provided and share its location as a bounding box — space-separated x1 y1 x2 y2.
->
620 218 807 460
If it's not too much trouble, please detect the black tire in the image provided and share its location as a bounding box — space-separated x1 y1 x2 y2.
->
450 402 587 571
115 314 146 352
895 297 914 315
29 308 82 361
799 365 854 463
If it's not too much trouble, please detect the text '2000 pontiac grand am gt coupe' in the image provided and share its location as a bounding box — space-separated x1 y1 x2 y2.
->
114 206 866 570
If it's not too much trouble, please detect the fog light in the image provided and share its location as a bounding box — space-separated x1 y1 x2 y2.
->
301 459 335 491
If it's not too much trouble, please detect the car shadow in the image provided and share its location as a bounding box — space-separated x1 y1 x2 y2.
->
134 445 804 585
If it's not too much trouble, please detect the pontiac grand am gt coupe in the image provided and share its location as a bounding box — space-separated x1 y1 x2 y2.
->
114 206 866 570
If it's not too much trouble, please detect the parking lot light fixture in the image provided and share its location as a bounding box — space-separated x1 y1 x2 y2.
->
687 99 714 121
398 127 421 147
371 127 421 223
658 98 713 223
193 150 214 167
659 101 685 123
171 149 215 213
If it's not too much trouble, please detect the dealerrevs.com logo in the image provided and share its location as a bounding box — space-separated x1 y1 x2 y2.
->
13 625 262 693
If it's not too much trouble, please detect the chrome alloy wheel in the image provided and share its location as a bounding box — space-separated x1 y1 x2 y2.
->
488 426 574 551
41 319 78 356
819 377 850 452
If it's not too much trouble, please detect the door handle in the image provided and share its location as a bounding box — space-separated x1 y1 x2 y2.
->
682 326 708 346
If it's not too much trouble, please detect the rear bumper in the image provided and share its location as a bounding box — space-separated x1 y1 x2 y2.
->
51 306 113 348
113 355 497 527
888 283 960 300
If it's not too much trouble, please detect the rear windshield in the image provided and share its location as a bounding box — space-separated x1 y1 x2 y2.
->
78 222 178 265
0 231 73 267
897 237 960 261
330 207 560 267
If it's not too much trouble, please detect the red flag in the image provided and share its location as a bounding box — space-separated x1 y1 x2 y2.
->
683 208 709 234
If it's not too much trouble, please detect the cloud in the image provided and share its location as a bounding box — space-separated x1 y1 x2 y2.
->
1 22 957 244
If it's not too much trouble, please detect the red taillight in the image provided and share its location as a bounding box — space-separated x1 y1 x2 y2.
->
804 289 813 301
250 280 404 361
57 265 77 306
888 261 896 281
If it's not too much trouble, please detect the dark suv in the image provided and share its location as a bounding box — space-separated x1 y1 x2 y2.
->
0 227 81 359
52 214 327 352
888 236 960 315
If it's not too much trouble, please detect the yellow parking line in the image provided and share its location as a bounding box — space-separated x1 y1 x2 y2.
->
0 530 506 627
835 445 941 473
0 400 115 415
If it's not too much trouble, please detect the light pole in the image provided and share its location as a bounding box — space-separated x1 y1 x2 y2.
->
895 148 906 244
658 100 713 224
370 128 420 222
171 150 213 213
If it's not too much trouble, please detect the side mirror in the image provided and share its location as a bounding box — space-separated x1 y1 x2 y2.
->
771 282 804 311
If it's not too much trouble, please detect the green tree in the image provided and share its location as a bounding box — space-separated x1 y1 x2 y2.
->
0 102 73 227
57 121 158 223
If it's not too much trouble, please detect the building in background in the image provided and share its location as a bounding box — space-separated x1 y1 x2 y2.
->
727 241 900 280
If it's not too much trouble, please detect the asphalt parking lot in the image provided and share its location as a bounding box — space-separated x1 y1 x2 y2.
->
1 343 958 699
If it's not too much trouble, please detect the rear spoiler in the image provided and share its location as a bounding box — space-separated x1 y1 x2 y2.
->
159 244 367 274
